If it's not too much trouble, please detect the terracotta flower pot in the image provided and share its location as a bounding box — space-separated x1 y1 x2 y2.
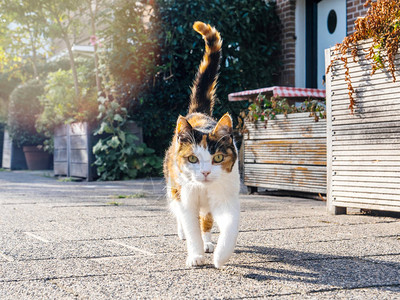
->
23 146 51 170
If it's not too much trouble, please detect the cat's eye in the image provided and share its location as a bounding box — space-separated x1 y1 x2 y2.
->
213 154 224 163
188 155 198 164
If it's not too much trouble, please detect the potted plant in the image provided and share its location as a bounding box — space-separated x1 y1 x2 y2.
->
241 95 327 195
325 0 400 214
7 79 50 170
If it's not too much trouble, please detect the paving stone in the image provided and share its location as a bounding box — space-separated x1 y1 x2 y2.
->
0 280 74 299
1 170 399 299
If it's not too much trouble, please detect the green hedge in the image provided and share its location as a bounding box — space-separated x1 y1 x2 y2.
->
107 0 281 155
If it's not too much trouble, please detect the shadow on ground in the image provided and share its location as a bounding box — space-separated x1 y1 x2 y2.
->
233 246 400 290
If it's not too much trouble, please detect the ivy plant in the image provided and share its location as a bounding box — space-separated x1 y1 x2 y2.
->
328 0 400 113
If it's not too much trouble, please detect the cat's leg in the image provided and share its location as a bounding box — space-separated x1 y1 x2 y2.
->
176 217 185 240
200 212 214 253
211 197 240 268
167 184 185 240
171 189 205 267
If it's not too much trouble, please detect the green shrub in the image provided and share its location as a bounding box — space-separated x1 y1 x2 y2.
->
93 96 162 181
36 69 76 137
145 0 281 154
105 0 281 155
36 63 98 140
8 79 46 147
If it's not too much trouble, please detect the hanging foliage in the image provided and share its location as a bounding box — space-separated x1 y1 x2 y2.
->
327 0 400 113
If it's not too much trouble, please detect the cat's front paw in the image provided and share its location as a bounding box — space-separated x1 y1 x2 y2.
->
204 242 214 253
178 229 185 240
213 253 229 269
186 255 205 267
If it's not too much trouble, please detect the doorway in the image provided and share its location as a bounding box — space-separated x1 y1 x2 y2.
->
316 0 346 89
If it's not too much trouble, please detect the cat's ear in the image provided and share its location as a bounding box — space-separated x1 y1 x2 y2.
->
176 115 193 142
212 113 233 136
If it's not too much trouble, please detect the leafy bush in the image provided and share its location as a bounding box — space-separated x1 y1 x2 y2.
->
36 61 98 140
93 96 162 181
105 0 281 155
8 79 46 147
35 69 76 137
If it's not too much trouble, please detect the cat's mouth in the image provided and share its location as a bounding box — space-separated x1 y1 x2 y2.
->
198 177 212 183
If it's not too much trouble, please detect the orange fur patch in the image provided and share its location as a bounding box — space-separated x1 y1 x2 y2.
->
193 21 211 36
200 213 213 233
207 81 217 100
171 186 181 201
193 21 222 54
213 113 232 135
219 148 235 173
187 113 209 128
199 55 210 74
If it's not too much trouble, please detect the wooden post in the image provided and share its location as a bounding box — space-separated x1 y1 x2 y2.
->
325 48 347 215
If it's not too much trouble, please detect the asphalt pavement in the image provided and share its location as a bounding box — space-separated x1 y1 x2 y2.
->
0 170 399 299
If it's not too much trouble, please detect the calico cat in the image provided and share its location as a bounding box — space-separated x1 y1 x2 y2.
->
163 21 240 268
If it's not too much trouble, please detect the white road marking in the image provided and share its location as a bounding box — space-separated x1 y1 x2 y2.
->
23 232 50 243
0 252 14 262
109 240 155 256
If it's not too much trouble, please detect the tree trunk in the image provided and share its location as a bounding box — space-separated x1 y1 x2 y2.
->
63 34 80 98
89 1 101 92
28 30 39 79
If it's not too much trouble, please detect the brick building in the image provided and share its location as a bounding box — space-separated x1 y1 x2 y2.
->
275 0 369 89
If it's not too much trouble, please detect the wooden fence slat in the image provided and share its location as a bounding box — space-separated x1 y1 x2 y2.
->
332 201 400 213
332 103 400 117
332 138 400 145
331 180 400 189
333 160 400 166
331 94 399 108
244 181 326 194
332 170 400 178
332 185 400 196
331 126 400 137
333 175 400 184
332 191 400 202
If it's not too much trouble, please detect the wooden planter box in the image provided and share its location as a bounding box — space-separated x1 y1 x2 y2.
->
54 121 143 181
325 41 400 214
54 122 100 181
0 125 3 168
244 113 327 194
1 129 27 170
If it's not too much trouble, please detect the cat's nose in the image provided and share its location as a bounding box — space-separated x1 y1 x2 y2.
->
202 171 211 177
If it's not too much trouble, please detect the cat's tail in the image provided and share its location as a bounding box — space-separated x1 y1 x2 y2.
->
188 21 222 116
